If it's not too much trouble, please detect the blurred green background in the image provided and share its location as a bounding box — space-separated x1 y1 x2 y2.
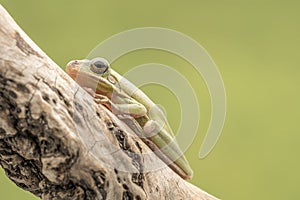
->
0 1 299 199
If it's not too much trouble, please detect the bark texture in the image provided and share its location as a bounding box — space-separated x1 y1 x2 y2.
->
0 5 218 200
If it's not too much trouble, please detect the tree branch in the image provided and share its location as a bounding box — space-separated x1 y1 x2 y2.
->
0 5 218 200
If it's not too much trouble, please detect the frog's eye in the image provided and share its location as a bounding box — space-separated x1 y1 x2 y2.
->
90 58 109 74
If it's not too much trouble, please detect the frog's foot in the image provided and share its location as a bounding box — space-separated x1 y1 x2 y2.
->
117 114 145 137
94 95 113 110
82 87 112 109
93 94 127 116
143 120 164 138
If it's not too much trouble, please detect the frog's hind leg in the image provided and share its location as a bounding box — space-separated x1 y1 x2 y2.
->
117 114 145 138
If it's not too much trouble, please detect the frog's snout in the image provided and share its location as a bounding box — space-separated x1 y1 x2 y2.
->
66 60 79 68
66 60 81 78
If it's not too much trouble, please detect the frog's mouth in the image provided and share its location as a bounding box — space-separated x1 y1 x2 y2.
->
66 70 78 80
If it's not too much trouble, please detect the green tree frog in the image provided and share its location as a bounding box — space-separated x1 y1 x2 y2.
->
66 58 193 179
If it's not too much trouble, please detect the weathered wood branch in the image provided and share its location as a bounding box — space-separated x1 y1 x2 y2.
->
0 5 218 200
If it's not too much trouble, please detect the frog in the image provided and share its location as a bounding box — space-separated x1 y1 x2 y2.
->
66 57 193 179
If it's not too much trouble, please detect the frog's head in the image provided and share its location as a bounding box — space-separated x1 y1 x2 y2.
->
66 57 120 94
66 57 111 79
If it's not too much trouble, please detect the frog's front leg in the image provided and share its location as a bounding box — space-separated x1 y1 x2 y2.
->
83 87 147 117
83 87 113 110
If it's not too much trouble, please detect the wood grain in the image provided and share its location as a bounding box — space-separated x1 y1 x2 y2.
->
0 4 218 200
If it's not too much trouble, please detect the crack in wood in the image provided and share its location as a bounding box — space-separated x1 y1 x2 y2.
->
105 121 145 190
14 31 42 58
